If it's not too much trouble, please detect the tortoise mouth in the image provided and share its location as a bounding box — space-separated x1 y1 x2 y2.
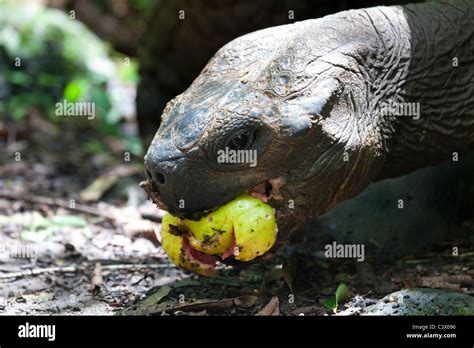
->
143 175 284 266
249 180 273 202
183 178 283 269
139 179 169 211
141 176 285 219
249 177 285 203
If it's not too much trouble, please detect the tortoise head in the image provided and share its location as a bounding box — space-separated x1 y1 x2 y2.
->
144 23 385 244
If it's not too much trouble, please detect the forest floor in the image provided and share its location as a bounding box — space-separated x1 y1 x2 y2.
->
1 125 473 316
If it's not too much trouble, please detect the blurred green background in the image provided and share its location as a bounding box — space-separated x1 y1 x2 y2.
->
0 0 152 159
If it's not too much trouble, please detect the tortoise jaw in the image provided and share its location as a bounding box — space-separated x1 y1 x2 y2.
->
140 178 211 220
139 179 169 211
141 172 286 220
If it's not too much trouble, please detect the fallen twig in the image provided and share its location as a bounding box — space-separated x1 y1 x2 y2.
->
0 191 115 220
91 262 104 294
170 295 259 313
0 262 173 280
80 165 141 202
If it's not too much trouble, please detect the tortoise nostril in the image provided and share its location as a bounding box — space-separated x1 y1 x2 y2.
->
155 172 166 185
145 167 165 186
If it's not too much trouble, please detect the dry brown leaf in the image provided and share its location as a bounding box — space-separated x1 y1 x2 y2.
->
256 297 280 316
80 165 140 202
234 295 258 307
147 286 172 304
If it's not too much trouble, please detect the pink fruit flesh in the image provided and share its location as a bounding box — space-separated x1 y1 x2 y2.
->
182 237 217 267
221 233 238 260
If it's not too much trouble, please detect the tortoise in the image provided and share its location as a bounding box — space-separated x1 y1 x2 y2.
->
143 1 474 255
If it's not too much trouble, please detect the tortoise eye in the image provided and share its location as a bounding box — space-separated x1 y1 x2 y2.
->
226 130 255 151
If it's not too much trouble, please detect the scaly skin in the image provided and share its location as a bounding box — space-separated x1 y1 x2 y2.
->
144 1 474 248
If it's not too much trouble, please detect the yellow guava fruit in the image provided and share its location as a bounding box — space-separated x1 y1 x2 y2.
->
159 194 277 276
160 213 217 277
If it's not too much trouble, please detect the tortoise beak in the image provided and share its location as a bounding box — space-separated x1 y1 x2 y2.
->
143 139 236 220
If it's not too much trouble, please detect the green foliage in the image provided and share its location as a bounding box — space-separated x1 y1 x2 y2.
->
323 283 350 312
83 139 106 155
21 215 87 242
457 305 468 316
0 3 142 155
64 79 89 102
118 58 139 84
130 0 156 13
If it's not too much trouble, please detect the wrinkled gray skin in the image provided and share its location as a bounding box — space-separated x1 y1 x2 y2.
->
144 1 474 247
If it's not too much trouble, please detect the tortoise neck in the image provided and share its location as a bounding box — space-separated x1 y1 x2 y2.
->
373 2 474 179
